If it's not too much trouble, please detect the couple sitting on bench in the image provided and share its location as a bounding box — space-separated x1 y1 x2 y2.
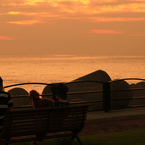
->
28 83 70 108
28 83 70 145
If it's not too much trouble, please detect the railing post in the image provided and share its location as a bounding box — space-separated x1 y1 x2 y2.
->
103 82 110 112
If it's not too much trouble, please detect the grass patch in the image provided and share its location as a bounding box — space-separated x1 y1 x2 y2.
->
11 128 145 145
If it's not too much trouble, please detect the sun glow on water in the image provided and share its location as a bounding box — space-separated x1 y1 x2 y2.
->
0 54 145 93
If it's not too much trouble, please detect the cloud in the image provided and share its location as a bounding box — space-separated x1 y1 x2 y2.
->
130 32 145 36
8 20 42 25
8 11 37 15
7 11 60 18
86 2 145 14
2 0 145 13
88 17 145 22
1 0 145 26
0 36 17 40
87 30 125 34
1 0 145 24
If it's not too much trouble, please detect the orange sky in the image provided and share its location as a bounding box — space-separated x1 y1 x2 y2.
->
0 0 145 55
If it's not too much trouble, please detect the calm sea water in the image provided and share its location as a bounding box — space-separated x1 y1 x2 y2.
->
0 54 145 94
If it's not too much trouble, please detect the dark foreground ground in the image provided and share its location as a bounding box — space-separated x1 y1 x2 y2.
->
80 118 145 136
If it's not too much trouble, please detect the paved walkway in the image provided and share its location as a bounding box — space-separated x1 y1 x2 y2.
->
86 107 145 123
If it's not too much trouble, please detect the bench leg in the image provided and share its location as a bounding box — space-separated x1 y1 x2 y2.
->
71 134 83 145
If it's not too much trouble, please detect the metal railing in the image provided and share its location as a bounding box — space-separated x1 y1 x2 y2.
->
4 78 145 112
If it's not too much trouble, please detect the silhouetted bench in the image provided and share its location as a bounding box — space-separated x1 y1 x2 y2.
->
1 104 89 145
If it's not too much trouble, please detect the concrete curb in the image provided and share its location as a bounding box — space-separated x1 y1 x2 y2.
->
86 107 145 124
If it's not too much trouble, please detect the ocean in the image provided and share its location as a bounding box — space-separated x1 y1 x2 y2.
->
0 54 145 94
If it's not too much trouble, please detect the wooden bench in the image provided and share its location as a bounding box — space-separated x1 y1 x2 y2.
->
1 104 90 145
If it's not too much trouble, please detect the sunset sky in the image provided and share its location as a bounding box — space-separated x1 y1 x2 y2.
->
0 0 145 55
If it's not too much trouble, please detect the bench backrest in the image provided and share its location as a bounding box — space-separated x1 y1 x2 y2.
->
2 104 89 139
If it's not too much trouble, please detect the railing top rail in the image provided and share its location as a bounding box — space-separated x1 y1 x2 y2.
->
4 83 54 88
109 78 145 83
4 78 145 89
4 80 105 89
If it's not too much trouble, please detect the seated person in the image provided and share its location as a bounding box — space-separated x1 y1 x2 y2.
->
28 90 54 145
51 83 70 107
0 77 13 145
